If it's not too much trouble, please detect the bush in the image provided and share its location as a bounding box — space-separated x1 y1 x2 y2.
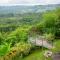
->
0 43 10 56
0 33 5 45
44 33 55 41
3 42 32 60
15 42 31 56
37 8 60 37
6 28 28 46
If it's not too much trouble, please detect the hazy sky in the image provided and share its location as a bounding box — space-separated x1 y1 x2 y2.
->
0 0 60 6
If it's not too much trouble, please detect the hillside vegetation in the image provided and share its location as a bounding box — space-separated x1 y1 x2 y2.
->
0 7 60 60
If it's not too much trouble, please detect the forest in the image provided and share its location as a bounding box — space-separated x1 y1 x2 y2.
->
0 6 60 60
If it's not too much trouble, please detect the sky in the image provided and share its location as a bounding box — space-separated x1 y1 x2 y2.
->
0 0 60 6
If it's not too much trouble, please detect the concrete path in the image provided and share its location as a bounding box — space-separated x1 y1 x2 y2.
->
28 37 53 49
52 52 60 60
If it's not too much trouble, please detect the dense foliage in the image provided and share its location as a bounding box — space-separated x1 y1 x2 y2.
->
36 8 60 38
0 8 60 60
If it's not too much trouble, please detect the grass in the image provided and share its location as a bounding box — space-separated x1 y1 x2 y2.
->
52 39 60 52
22 49 44 60
21 49 52 60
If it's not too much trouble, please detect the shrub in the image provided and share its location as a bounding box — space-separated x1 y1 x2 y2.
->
0 33 5 45
3 42 32 60
36 8 60 38
44 33 55 41
0 43 10 56
15 42 31 56
6 28 28 46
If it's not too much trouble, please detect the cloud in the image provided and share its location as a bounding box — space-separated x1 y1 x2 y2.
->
0 0 11 4
9 0 60 4
0 0 60 5
9 0 38 4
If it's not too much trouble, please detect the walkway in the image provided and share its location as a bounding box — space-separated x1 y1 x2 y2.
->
52 52 60 60
28 37 53 49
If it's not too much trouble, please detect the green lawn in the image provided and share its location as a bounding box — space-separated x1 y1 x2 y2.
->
21 49 51 60
22 49 44 60
52 39 60 52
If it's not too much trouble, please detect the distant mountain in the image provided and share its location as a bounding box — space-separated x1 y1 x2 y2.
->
0 4 60 14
